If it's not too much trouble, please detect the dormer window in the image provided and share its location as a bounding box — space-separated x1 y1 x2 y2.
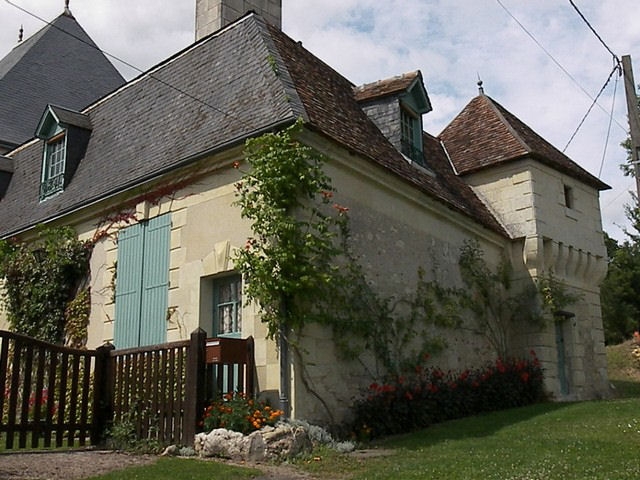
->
35 105 92 201
401 106 423 165
41 132 67 199
354 70 432 169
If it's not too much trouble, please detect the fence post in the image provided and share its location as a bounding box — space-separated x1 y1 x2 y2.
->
92 342 115 445
246 336 255 398
184 328 206 444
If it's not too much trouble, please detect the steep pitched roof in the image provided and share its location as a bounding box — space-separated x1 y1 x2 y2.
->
0 14 505 238
0 10 124 149
439 94 610 190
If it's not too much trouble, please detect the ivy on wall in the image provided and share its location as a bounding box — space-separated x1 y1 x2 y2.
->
0 226 92 344
458 240 580 358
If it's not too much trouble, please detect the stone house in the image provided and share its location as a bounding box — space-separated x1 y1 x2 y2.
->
0 0 610 424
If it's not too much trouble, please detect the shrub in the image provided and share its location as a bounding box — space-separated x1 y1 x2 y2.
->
350 351 545 439
201 393 284 435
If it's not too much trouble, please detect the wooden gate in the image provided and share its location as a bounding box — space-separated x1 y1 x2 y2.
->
0 329 256 450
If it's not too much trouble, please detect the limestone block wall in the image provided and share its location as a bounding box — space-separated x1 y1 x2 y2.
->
466 158 609 400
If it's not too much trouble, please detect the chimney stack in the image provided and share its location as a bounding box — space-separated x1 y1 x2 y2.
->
196 0 282 40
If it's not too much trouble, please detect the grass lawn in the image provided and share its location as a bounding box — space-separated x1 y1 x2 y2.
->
606 340 640 397
84 457 261 480
71 341 640 479
301 399 640 480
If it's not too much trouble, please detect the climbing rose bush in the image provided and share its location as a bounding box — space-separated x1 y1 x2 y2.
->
201 393 284 435
350 351 545 439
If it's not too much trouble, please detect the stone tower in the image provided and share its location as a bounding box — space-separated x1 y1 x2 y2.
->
196 0 282 40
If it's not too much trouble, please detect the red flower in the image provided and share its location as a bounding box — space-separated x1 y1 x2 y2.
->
332 203 349 215
405 391 413 401
320 190 333 199
232 161 240 169
520 372 530 383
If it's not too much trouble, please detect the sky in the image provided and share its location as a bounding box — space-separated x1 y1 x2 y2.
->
1 0 639 241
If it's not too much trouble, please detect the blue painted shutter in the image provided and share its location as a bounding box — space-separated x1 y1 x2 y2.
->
114 223 145 348
139 214 170 346
114 214 170 348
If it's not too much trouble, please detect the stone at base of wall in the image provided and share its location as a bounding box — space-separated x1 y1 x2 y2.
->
194 424 312 462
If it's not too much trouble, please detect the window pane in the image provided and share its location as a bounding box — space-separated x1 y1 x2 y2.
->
214 275 242 336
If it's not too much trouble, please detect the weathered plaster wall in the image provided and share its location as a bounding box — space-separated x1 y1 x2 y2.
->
288 142 508 423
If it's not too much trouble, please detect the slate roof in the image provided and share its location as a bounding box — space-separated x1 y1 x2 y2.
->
0 13 506 238
0 9 124 149
439 94 610 191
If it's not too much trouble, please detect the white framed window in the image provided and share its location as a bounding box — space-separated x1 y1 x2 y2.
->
213 275 242 337
40 132 66 199
400 107 424 165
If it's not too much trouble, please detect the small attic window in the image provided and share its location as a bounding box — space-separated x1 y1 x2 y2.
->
400 106 424 166
41 132 67 199
35 105 92 202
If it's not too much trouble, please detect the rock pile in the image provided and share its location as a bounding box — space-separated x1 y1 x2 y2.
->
194 423 312 462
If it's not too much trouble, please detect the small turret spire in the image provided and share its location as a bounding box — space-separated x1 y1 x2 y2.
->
477 74 485 95
18 25 23 43
63 0 73 17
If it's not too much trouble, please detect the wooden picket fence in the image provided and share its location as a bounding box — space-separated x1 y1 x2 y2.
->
0 328 255 450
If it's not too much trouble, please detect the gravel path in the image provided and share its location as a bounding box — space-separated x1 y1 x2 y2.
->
0 450 315 480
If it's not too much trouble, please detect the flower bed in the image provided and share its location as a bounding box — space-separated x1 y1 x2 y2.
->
350 351 545 439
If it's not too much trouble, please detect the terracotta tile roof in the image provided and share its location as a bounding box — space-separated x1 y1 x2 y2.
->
353 71 422 102
439 94 610 190
267 25 506 236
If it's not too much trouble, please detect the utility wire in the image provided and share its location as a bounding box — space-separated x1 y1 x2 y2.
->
563 63 620 152
4 0 251 128
569 0 620 65
495 0 627 134
598 67 619 178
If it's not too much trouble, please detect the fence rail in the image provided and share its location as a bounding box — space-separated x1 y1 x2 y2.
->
0 329 255 450
0 330 99 449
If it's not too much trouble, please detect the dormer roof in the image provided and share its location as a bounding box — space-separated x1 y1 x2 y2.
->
35 105 92 139
440 94 610 191
0 9 124 150
354 70 432 114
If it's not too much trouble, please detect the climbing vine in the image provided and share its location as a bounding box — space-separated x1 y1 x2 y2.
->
458 240 580 358
233 120 459 378
0 226 92 344
233 119 349 339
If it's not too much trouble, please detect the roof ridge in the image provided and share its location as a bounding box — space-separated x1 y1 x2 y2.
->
261 21 309 122
481 94 532 153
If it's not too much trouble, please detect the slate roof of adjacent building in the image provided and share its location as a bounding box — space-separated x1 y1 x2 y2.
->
0 13 561 239
439 93 610 191
0 8 124 149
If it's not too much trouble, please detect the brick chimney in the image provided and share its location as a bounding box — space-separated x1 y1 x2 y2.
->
196 0 282 40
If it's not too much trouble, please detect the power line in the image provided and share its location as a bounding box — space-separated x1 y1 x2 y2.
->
563 63 620 153
4 0 251 128
598 68 619 178
495 0 627 134
568 0 620 65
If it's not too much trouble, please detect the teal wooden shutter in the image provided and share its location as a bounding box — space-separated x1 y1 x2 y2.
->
139 214 170 346
114 223 145 348
114 214 170 348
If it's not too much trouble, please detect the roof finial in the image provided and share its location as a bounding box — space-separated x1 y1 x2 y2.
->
18 25 23 43
477 74 484 95
63 0 72 16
